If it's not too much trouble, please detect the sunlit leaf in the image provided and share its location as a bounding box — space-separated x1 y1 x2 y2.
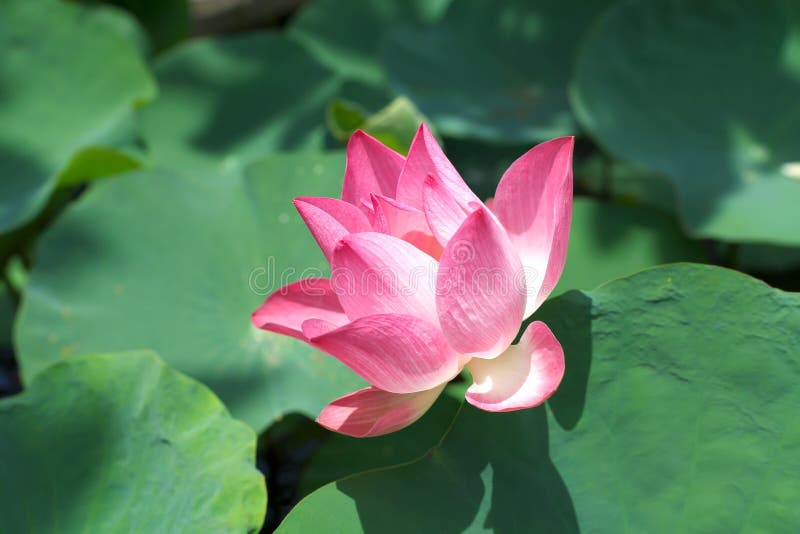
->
15 152 364 433
0 0 155 234
0 351 265 532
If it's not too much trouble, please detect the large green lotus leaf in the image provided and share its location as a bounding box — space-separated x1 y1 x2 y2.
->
286 196 701 498
277 264 800 532
140 32 340 178
0 0 155 234
15 152 364 432
0 351 265 532
554 198 704 296
572 0 800 245
288 0 452 85
383 0 614 143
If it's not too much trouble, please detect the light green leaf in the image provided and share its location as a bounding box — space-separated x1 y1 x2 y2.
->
384 0 614 143
327 99 370 142
278 264 800 533
15 152 364 433
4 255 27 295
0 0 155 234
572 0 800 245
57 147 143 188
327 96 437 154
0 351 265 532
140 32 340 179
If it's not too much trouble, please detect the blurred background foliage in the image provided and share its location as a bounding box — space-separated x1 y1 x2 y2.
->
1 0 799 532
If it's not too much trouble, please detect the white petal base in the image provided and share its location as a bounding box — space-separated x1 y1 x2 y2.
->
465 321 565 412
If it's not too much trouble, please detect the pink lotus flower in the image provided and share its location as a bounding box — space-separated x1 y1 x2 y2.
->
252 125 573 437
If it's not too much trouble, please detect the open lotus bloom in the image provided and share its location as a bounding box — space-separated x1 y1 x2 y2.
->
252 124 573 437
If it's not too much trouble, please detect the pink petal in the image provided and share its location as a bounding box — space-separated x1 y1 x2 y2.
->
422 172 483 246
368 194 443 259
303 314 461 394
492 137 574 317
465 321 565 412
436 208 526 359
317 384 446 437
331 232 438 324
251 278 348 341
395 124 476 211
342 130 406 206
294 197 372 264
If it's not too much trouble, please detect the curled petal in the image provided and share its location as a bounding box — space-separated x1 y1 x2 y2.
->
396 124 475 210
369 194 442 259
465 321 565 412
303 314 461 394
317 384 446 438
436 208 526 359
492 137 574 317
251 278 347 341
342 130 406 206
332 232 438 324
294 197 372 264
422 172 482 246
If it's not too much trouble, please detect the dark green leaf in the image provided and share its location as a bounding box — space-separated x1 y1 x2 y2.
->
384 0 614 143
288 0 452 84
81 0 190 51
572 0 800 244
140 32 340 178
278 264 800 532
554 198 704 296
